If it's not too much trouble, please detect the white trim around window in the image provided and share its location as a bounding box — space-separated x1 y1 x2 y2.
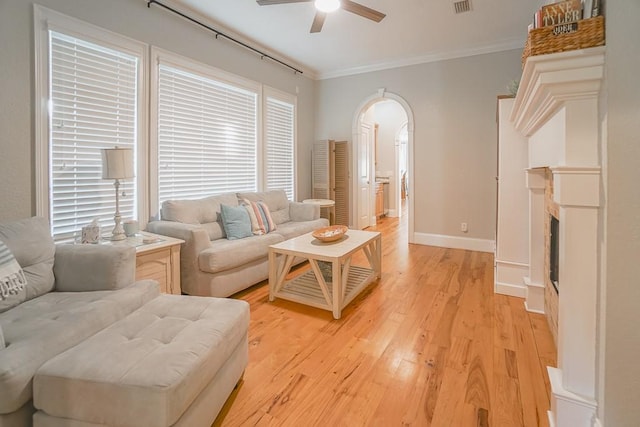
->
34 5 148 238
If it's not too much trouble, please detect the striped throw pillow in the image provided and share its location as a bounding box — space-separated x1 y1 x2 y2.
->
244 200 276 234
242 202 264 236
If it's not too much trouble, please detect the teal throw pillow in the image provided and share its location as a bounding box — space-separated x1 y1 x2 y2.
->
220 204 252 240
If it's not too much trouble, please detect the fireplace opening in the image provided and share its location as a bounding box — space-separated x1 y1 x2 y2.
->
550 215 559 293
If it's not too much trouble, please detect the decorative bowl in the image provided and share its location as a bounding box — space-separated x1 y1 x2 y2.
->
312 225 348 242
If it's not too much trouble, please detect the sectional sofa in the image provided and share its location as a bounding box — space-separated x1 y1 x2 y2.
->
0 217 249 426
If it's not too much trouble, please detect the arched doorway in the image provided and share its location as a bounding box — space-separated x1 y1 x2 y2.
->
352 90 415 243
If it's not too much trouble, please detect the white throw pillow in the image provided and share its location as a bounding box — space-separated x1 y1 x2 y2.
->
0 240 27 312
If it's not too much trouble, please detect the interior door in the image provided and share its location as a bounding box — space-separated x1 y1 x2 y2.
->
358 122 373 229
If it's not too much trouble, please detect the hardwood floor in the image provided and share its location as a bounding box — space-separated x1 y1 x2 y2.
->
214 213 556 426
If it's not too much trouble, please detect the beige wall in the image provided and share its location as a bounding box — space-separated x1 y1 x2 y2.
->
0 0 315 221
601 0 640 424
315 50 523 240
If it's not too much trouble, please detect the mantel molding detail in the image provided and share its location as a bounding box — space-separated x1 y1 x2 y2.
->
525 168 546 190
510 47 605 136
551 166 601 208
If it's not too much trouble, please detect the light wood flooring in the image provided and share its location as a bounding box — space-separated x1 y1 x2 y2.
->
214 213 557 426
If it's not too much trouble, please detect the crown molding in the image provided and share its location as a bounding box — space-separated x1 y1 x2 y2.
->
315 37 525 80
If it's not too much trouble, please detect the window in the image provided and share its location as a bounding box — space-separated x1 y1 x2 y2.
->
35 6 146 242
151 49 297 216
264 90 296 200
155 59 258 204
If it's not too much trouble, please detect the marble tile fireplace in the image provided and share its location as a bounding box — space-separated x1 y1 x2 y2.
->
511 47 605 427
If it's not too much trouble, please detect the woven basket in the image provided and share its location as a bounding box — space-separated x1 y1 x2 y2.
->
522 15 605 67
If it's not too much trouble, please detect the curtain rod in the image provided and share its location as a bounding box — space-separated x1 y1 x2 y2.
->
147 0 303 75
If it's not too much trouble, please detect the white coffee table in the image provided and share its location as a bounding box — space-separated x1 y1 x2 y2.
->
268 229 381 319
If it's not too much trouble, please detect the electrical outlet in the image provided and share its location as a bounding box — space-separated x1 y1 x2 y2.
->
461 222 468 233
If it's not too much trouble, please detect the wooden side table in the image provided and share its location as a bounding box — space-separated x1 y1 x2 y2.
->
134 232 183 295
302 198 336 225
103 232 184 294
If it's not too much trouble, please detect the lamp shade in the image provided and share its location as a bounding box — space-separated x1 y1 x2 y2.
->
101 148 134 179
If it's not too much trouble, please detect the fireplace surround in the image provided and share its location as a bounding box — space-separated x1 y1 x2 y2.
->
511 46 605 427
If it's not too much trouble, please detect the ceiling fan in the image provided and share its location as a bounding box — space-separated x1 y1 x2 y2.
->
256 0 386 33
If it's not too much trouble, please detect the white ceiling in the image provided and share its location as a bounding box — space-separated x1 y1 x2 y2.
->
170 0 538 79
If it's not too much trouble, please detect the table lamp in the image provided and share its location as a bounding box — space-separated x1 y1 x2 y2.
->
101 147 134 241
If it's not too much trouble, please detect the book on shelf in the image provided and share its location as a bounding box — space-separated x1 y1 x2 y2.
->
583 0 593 19
541 0 582 27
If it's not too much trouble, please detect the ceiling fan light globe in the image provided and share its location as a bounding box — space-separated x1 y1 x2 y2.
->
315 0 340 13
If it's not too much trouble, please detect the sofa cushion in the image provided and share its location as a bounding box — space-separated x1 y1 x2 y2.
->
237 190 290 225
33 295 250 427
274 219 330 241
199 233 284 274
161 193 238 240
0 280 159 414
0 217 55 306
54 245 137 292
0 241 27 313
220 204 252 240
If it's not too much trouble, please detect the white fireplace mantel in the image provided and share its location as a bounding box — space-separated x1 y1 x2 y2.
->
511 46 605 137
510 46 605 427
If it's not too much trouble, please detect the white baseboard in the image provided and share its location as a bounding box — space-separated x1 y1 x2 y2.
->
387 209 397 217
548 367 597 427
495 282 527 298
413 232 495 253
494 260 528 298
523 276 546 313
524 301 545 314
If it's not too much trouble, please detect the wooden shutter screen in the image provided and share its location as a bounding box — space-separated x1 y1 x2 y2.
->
312 141 330 200
312 140 349 226
333 141 349 226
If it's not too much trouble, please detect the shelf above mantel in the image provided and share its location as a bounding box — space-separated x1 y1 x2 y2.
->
510 46 605 137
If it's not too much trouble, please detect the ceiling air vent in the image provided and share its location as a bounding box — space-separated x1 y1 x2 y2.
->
454 0 471 14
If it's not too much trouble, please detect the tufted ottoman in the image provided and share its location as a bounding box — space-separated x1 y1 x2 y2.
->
32 294 249 427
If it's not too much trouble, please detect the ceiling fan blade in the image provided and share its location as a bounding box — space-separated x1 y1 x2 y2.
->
256 0 312 5
310 11 327 33
341 0 386 22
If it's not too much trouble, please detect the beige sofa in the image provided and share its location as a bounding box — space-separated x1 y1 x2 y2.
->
146 190 329 297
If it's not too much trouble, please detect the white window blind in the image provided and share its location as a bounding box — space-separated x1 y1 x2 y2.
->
157 64 258 203
49 31 138 241
265 96 295 200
